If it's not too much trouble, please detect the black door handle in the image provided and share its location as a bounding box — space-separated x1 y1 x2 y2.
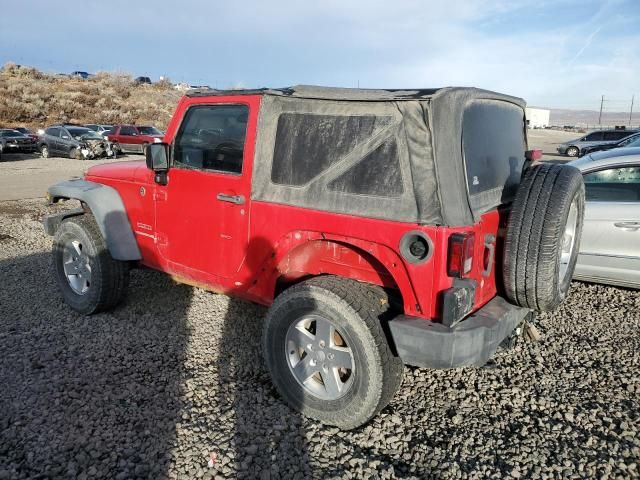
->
217 193 245 205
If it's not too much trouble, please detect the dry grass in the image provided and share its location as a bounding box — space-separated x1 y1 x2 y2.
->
0 63 181 129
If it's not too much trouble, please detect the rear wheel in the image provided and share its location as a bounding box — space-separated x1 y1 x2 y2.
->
263 276 403 430
142 142 149 156
111 143 121 157
503 163 585 311
566 146 579 157
53 215 129 315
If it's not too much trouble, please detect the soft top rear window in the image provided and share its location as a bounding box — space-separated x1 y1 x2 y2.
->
462 100 525 213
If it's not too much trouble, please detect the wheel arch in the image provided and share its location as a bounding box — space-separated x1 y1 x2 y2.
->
255 233 419 315
45 180 141 261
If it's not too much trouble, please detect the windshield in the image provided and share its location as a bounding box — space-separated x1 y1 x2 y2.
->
15 128 31 134
626 137 640 148
80 131 104 140
0 130 24 137
138 126 162 135
67 127 93 138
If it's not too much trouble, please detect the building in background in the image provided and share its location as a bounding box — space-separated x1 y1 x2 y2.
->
526 107 550 128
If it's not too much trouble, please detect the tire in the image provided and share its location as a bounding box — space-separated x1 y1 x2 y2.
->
263 276 404 430
111 143 121 157
503 163 585 312
142 143 149 156
69 147 81 160
565 146 579 157
53 215 129 315
40 144 49 158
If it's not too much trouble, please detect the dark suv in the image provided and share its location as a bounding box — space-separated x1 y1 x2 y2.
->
0 128 38 155
558 129 639 157
39 125 109 159
44 86 585 429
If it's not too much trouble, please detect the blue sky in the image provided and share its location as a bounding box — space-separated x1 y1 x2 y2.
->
1 0 639 110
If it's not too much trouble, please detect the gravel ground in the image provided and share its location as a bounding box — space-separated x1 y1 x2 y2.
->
0 198 638 479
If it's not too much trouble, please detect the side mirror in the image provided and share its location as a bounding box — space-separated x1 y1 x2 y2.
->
146 142 169 171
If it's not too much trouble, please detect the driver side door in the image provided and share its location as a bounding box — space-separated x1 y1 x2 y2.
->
154 100 256 287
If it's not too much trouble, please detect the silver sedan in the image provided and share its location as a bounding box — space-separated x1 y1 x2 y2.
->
569 148 640 288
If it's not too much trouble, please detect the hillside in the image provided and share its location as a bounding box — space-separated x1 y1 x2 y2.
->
0 63 181 130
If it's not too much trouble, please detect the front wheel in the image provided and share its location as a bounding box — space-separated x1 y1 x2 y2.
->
566 146 579 157
263 276 404 430
69 147 82 160
40 145 49 158
53 215 129 314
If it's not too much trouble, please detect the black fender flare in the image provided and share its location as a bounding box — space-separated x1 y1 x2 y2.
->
44 179 142 261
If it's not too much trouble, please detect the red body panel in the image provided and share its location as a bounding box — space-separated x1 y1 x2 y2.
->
85 94 504 322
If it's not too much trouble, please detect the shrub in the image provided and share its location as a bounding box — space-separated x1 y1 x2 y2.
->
0 64 181 129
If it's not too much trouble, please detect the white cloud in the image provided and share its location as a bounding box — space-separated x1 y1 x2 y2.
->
1 0 638 108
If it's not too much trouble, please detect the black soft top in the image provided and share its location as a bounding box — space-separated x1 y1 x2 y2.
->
189 85 528 227
186 85 523 104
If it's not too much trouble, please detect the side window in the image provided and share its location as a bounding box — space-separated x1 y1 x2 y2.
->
173 104 248 174
46 127 60 137
583 167 640 202
271 113 390 186
584 132 603 141
120 126 136 136
619 135 638 146
327 141 403 197
603 131 620 141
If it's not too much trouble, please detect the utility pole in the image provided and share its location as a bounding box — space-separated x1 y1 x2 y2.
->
598 95 604 126
630 95 635 126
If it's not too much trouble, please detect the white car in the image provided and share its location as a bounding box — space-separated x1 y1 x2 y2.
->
570 148 640 288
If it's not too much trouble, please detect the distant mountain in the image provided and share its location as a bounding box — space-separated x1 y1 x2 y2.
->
536 107 640 128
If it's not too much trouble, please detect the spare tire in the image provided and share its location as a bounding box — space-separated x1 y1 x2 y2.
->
503 163 585 312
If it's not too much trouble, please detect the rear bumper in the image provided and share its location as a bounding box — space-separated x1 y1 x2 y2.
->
388 296 530 369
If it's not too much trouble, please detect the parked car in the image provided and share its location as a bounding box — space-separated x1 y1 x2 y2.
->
570 148 640 289
0 128 38 154
44 85 584 429
105 125 163 154
13 127 39 142
557 129 639 157
134 76 152 85
39 124 114 159
85 124 114 135
580 132 640 156
70 71 90 80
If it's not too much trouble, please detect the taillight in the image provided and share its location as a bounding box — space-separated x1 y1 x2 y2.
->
525 149 543 161
447 232 475 277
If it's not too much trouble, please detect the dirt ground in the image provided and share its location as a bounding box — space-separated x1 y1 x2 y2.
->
0 153 136 201
0 130 579 202
527 129 580 162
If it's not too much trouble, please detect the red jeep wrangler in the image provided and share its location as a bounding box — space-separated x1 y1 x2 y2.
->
44 86 584 429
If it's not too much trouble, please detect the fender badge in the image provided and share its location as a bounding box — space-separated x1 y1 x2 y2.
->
140 187 146 196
